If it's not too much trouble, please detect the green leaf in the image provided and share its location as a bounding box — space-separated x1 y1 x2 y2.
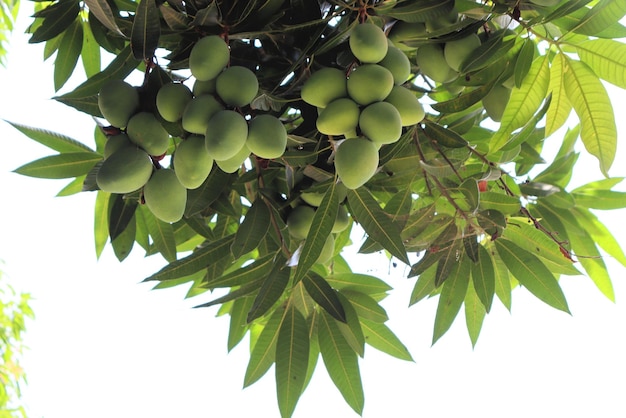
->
572 189 626 210
460 30 517 73
231 199 271 259
491 248 512 311
563 57 617 176
228 296 254 351
54 18 82 91
347 188 408 264
478 192 521 215
432 256 470 345
244 307 286 387
464 278 486 348
514 38 535 88
491 54 550 150
29 0 80 43
247 261 290 323
80 20 101 77
435 239 463 287
14 152 101 179
430 80 496 114
570 207 626 267
185 166 234 217
495 239 570 313
141 206 177 263
303 272 346 323
340 290 388 323
325 273 392 296
471 245 495 313
335 293 365 357
144 234 235 282
422 120 468 148
318 311 364 416
294 181 338 282
360 319 413 361
111 211 135 261
409 263 437 305
384 0 454 23
130 0 161 60
6 120 93 152
576 39 626 89
276 305 309 418
107 193 137 241
571 0 626 36
94 190 110 259
204 253 277 289
84 0 125 36
546 53 572 137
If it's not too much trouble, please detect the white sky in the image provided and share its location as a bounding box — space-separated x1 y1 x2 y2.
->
1 8 626 418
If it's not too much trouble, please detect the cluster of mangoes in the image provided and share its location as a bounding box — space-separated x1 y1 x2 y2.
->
301 23 425 190
95 35 289 224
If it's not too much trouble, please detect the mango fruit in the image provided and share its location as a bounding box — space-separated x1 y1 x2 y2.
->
182 94 224 134
384 85 425 126
379 46 411 85
205 110 248 160
335 138 379 189
482 84 511 122
287 205 315 240
444 33 481 71
103 133 133 159
156 82 193 122
349 23 388 64
332 205 350 233
96 147 153 194
347 64 394 105
97 80 139 128
173 135 214 189
359 101 402 145
143 169 187 223
189 35 230 81
126 112 170 156
246 115 287 159
317 234 335 264
215 144 250 173
415 44 457 83
216 66 259 107
316 98 360 136
301 68 347 108
388 21 426 50
193 78 216 96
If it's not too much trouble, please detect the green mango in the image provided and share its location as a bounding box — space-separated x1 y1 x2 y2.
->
173 135 214 189
316 98 360 136
182 95 224 135
287 205 315 240
379 46 411 85
301 68 348 108
359 101 402 145
246 114 288 159
97 80 139 128
214 144 250 173
349 23 388 64
143 169 187 223
156 82 193 123
205 110 249 161
347 64 394 105
96 147 153 194
384 85 425 126
189 36 230 81
126 112 170 156
216 66 259 107
335 138 379 189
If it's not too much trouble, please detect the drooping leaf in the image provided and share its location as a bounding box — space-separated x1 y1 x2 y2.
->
340 290 388 323
478 191 521 215
54 18 82 91
141 206 177 263
5 120 93 153
228 296 255 351
80 20 101 77
335 293 365 357
29 0 80 43
244 307 286 387
13 152 101 179
360 319 413 361
464 278 486 348
107 193 138 241
84 0 125 36
110 211 136 261
546 53 571 137
130 0 161 60
563 57 617 176
471 245 495 313
325 273 392 296
571 0 626 37
570 207 626 268
432 255 470 345
303 272 346 323
231 198 271 259
347 188 409 264
94 190 110 258
276 305 309 418
576 39 626 89
247 261 290 323
318 311 364 416
495 239 570 313
409 263 437 306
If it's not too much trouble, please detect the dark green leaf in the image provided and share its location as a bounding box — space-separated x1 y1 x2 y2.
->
471 245 495 312
244 307 285 387
231 199 271 258
465 279 486 348
84 0 125 36
433 255 470 344
130 0 161 60
335 293 365 357
111 211 135 261
303 272 346 323
141 206 177 263
30 0 80 43
422 120 468 148
195 280 262 309
361 319 413 361
5 120 93 153
495 239 570 313
347 188 408 264
108 193 138 241
228 296 254 351
325 273 392 296
409 263 437 306
13 152 101 179
514 37 535 88
386 0 455 23
276 305 309 418
54 19 83 91
340 290 388 323
205 253 277 289
247 261 290 323
185 166 234 217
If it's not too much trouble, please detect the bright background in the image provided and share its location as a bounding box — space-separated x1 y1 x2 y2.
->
1 9 626 418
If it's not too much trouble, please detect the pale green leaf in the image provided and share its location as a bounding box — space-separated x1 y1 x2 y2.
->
14 152 101 179
244 307 286 387
576 39 626 89
94 190 110 259
335 294 365 357
409 263 437 306
361 319 413 361
303 272 346 323
318 311 364 415
325 273 392 296
276 305 309 418
465 278 486 348
492 248 512 311
340 290 388 323
478 191 521 215
563 57 617 176
433 256 470 345
546 53 572 136
247 262 290 323
54 19 82 91
231 199 271 259
6 120 93 153
142 206 177 263
228 296 254 351
81 19 100 77
570 207 626 268
572 0 626 36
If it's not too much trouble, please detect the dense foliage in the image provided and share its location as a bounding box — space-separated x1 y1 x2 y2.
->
8 0 626 416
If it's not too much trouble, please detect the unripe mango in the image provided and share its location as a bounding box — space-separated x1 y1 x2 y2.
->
193 78 217 96
98 80 139 128
156 82 193 122
359 102 402 145
332 205 350 233
316 98 360 136
216 66 259 107
103 133 133 159
482 84 511 122
301 68 348 108
189 36 230 81
347 64 394 105
388 21 426 50
205 110 248 160
96 147 153 194
379 46 411 85
173 135 214 189
384 85 425 126
425 9 458 32
182 95 224 134
335 138 379 190
317 234 335 264
143 169 187 223
444 33 481 71
349 23 388 64
287 205 315 240
126 112 170 156
214 144 250 173
246 115 288 159
415 44 457 83
301 182 347 207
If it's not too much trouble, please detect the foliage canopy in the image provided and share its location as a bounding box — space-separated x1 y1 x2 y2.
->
8 0 626 416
